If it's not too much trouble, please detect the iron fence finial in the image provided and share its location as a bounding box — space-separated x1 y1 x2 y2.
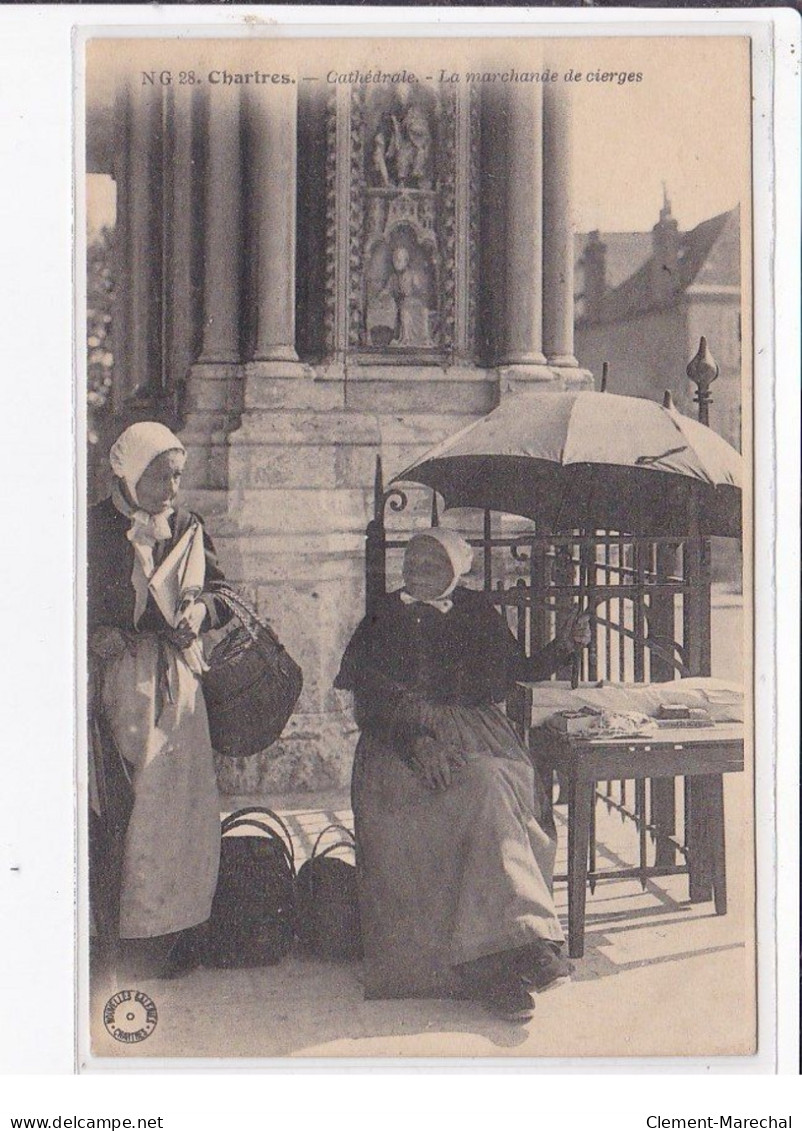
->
686 336 719 426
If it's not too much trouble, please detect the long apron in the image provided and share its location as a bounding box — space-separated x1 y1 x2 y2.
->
99 630 220 939
352 701 564 1000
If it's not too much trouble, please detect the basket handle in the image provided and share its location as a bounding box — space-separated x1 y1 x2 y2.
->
313 841 356 863
208 583 277 643
223 819 295 877
222 806 296 872
302 831 357 906
208 587 260 644
311 822 356 861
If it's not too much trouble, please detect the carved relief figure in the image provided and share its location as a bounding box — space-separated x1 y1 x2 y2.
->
370 85 435 191
361 84 442 350
388 246 433 346
365 234 436 348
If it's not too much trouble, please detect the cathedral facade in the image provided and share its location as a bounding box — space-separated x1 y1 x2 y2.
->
86 73 592 792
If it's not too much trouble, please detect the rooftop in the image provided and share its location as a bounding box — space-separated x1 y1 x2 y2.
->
575 206 740 326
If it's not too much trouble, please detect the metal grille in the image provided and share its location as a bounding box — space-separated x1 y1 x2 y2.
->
366 457 712 684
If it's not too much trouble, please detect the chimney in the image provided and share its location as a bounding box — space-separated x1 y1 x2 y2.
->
650 186 680 305
581 230 607 321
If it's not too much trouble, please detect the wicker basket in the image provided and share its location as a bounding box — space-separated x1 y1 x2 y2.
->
202 586 303 758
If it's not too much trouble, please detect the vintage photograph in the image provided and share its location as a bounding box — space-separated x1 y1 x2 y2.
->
81 31 753 1061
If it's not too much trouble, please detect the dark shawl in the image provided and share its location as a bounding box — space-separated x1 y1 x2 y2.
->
334 587 569 758
87 495 229 634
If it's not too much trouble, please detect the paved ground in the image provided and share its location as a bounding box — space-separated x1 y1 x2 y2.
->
87 769 754 1064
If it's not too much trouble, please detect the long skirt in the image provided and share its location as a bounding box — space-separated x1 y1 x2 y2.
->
97 631 221 939
352 701 564 1000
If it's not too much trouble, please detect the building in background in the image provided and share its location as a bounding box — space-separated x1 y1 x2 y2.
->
575 195 742 451
85 77 592 793
573 196 743 592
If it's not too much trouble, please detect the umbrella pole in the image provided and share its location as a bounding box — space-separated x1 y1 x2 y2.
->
570 649 581 690
570 530 589 690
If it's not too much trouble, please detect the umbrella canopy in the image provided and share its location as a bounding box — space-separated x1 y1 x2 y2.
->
394 390 743 537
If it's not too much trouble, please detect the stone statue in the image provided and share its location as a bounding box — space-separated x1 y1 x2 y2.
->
365 240 436 349
388 246 433 347
371 87 434 190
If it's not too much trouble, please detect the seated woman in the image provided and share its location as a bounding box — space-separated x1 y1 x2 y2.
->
88 422 229 979
335 527 590 1021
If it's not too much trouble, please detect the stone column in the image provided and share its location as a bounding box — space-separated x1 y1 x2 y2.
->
542 82 579 369
499 83 554 388
128 82 163 397
110 87 133 412
247 81 301 368
166 85 202 387
209 78 372 797
199 85 242 364
180 87 243 498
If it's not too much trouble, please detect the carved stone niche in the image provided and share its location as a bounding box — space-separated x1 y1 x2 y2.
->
324 82 480 369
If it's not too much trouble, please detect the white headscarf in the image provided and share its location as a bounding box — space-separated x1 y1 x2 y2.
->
401 528 474 613
109 422 187 625
110 421 186 506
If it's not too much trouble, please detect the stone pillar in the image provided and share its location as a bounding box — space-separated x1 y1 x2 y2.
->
110 88 133 413
247 81 301 368
128 82 163 397
499 83 554 389
205 80 372 795
542 82 578 370
166 85 202 389
180 86 244 498
199 84 242 364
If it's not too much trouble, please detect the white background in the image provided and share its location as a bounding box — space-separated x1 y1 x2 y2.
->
0 3 799 1118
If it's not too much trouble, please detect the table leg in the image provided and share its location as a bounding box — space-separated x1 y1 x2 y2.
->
533 753 555 830
636 779 648 889
685 775 714 904
651 777 677 867
703 774 727 914
567 780 595 959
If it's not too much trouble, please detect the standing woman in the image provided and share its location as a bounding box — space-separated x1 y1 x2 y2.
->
88 422 227 978
335 528 591 1021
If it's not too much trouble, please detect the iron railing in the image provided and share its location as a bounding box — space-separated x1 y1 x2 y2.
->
365 455 712 684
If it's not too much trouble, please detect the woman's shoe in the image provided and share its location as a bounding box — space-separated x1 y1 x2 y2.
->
482 981 537 1022
524 940 572 994
458 943 568 1020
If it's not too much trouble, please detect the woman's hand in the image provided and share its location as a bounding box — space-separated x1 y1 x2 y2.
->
168 600 208 649
410 735 466 791
558 609 592 654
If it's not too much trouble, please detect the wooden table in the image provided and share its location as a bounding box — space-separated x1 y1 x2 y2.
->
510 694 744 958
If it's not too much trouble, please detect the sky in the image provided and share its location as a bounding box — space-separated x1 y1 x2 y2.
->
569 38 750 232
87 176 116 240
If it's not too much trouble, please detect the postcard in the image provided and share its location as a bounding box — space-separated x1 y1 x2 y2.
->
76 22 763 1066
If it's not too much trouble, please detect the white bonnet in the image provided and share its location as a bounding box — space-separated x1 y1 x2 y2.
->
109 421 186 503
419 528 474 579
403 527 474 600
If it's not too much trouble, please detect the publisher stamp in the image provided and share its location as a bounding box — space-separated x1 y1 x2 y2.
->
102 990 158 1044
